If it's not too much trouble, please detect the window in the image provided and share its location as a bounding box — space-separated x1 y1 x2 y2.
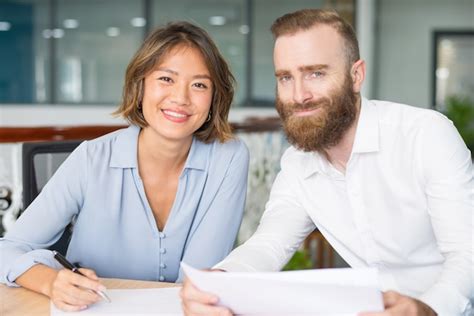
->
0 0 355 106
433 30 474 110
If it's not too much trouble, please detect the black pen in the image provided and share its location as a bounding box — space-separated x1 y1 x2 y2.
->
52 250 111 303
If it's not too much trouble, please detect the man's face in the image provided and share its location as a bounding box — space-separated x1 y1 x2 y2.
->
273 25 358 152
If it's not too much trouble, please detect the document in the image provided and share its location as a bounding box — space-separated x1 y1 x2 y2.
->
181 262 384 315
50 287 183 316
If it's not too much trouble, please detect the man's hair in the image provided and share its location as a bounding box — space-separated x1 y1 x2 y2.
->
114 21 235 143
271 9 360 67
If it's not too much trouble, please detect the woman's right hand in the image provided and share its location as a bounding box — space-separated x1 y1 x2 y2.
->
48 268 106 312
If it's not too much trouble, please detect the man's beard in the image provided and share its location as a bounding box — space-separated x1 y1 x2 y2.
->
276 73 358 152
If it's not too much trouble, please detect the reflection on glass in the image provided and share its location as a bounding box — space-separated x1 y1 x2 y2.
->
55 0 144 103
435 34 474 109
153 0 248 106
0 0 50 103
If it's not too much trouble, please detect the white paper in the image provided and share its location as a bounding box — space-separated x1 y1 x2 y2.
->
181 262 384 315
50 287 183 316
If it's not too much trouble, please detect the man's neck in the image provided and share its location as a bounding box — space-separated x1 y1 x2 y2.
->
324 98 361 173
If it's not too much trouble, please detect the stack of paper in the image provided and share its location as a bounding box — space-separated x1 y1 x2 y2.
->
50 287 183 316
181 262 384 315
51 264 384 316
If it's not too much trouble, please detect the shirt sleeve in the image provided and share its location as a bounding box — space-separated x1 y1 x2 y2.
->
214 150 316 272
0 141 88 286
177 141 249 282
417 113 473 315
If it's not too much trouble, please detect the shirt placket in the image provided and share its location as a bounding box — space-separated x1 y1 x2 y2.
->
345 170 381 266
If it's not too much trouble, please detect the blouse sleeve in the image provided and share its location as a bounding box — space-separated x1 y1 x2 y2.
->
0 141 89 286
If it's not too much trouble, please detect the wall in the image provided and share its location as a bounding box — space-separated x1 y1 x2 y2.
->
375 0 474 107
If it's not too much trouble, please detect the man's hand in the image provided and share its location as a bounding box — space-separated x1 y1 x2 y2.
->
359 290 437 316
180 274 233 316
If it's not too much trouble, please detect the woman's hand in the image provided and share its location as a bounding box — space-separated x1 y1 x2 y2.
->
48 268 106 312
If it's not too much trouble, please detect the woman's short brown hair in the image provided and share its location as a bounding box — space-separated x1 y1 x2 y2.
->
271 9 359 68
114 21 235 143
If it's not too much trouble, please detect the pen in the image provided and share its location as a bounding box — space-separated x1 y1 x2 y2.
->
52 250 111 303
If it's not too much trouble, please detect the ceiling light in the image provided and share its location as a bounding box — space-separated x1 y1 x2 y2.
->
239 24 249 34
130 17 146 27
52 28 64 38
106 27 120 37
436 68 450 79
0 21 11 31
63 19 79 29
209 16 226 26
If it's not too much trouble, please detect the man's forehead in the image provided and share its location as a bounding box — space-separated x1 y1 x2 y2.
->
274 25 342 49
273 25 345 69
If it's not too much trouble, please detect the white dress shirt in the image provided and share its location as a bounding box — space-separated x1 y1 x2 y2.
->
216 98 473 316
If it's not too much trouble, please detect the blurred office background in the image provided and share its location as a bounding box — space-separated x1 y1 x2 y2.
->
0 0 473 268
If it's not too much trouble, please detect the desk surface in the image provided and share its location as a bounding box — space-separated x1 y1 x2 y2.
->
0 278 178 316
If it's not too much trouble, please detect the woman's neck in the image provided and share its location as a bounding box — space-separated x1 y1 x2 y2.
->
137 127 192 175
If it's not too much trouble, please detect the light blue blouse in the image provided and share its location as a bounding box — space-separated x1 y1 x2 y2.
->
0 125 249 285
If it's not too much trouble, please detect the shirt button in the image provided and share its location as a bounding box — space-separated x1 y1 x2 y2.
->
160 263 167 269
159 248 166 254
159 232 166 239
159 275 165 281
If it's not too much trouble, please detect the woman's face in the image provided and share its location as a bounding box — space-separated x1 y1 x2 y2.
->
141 45 213 143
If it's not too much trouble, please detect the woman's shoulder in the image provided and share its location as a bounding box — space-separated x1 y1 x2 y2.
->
207 137 249 160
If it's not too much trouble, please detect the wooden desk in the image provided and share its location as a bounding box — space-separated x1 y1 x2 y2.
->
0 279 178 316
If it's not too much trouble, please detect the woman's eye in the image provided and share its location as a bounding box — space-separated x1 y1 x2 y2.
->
158 76 172 83
193 82 208 89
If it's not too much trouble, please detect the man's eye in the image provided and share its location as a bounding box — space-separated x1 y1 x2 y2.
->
311 71 324 78
278 76 291 83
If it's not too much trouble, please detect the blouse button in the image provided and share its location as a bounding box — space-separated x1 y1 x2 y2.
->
159 232 166 239
159 275 165 281
160 263 167 269
160 248 166 254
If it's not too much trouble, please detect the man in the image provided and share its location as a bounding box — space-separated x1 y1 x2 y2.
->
181 9 473 316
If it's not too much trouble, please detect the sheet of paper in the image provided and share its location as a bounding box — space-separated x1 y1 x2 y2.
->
50 287 183 316
181 262 384 316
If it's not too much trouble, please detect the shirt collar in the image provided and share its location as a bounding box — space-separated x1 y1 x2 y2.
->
110 125 140 168
110 125 207 171
301 97 379 178
352 97 380 154
182 137 207 171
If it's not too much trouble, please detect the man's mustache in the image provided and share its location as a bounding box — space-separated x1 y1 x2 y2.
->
285 98 329 114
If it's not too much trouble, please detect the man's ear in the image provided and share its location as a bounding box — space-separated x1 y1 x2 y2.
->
350 59 365 93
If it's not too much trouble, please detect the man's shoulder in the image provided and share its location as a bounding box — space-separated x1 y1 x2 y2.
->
370 99 449 132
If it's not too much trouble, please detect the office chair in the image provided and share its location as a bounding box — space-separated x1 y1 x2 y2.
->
21 140 82 255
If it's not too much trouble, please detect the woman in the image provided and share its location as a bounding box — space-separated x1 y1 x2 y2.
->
0 22 248 311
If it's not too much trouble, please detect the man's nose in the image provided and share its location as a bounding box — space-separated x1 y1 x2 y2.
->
292 79 313 104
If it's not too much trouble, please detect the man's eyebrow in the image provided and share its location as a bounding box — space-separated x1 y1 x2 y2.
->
274 70 291 77
298 64 329 72
275 64 329 77
155 68 211 80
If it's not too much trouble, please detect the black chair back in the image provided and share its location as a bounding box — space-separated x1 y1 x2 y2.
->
22 140 82 255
